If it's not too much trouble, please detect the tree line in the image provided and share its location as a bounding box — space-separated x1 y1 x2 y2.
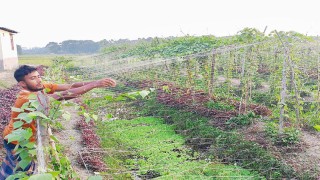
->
17 38 153 55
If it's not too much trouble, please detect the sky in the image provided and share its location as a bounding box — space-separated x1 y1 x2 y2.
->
1 0 319 48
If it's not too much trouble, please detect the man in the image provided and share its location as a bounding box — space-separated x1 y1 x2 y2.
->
0 65 116 179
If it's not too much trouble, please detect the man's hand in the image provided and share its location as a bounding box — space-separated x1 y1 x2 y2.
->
94 78 116 88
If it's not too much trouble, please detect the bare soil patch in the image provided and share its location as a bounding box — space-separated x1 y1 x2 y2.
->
53 102 92 179
241 121 320 177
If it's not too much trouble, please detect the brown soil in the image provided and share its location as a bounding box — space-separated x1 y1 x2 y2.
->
53 104 92 179
241 121 320 177
1 70 320 178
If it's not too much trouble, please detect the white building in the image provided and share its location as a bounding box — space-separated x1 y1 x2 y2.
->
0 27 18 71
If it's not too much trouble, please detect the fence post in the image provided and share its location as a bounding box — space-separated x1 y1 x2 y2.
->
36 92 49 173
275 31 288 134
209 49 216 96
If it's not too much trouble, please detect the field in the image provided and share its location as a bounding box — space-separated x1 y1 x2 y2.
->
1 28 320 179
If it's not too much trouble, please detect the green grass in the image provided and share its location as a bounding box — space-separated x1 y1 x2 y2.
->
18 54 88 67
96 116 263 179
18 55 56 66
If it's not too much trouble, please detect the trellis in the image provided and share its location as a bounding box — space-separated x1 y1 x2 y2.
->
67 37 320 178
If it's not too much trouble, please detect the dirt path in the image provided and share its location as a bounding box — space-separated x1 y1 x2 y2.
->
53 103 92 179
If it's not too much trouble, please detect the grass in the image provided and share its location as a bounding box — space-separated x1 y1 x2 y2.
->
83 84 295 179
18 54 89 67
18 55 56 66
96 116 263 179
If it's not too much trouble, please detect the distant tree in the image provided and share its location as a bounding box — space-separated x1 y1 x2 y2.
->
45 42 61 54
60 40 99 54
98 39 111 47
17 45 23 55
21 47 49 55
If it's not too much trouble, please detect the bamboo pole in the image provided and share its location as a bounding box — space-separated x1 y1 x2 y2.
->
48 125 60 162
276 31 300 127
275 31 287 134
208 49 216 96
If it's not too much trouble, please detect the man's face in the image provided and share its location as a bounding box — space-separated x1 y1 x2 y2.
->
20 71 44 91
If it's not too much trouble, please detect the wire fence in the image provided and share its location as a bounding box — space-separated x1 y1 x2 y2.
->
62 37 320 179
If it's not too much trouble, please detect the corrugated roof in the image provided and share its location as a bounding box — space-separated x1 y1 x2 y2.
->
0 27 18 33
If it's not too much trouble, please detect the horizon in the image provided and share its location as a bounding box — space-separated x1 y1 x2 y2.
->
19 28 314 50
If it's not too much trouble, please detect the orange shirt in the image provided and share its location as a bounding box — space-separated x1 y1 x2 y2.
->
3 83 58 144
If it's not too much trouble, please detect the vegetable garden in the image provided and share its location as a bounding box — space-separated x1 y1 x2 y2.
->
1 28 320 179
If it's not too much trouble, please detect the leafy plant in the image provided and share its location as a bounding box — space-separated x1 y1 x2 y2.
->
265 122 300 145
226 112 256 128
205 100 235 111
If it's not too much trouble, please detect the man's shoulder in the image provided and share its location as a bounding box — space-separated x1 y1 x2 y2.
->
14 90 35 107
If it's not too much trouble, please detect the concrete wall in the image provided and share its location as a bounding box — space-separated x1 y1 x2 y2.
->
0 29 18 71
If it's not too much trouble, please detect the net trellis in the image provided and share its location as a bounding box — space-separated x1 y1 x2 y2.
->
61 37 320 179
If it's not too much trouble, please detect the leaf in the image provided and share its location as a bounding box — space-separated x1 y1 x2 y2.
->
50 135 59 142
28 111 48 119
44 87 52 93
88 175 103 180
19 149 29 159
11 107 23 112
47 171 60 178
84 112 91 123
314 125 320 132
115 96 127 101
6 172 28 180
92 114 98 121
28 149 37 156
60 157 68 165
16 113 32 123
104 95 114 101
5 129 23 142
139 90 150 99
25 107 36 111
30 101 40 109
105 113 113 119
29 173 53 180
25 142 35 148
162 85 170 93
18 157 32 170
21 101 31 109
13 121 24 129
27 94 37 100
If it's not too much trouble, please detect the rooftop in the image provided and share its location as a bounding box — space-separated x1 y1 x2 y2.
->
0 27 18 33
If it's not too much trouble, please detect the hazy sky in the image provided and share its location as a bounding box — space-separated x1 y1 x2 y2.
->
1 0 319 48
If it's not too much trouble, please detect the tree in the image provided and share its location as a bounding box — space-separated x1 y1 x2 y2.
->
45 42 61 54
17 45 23 55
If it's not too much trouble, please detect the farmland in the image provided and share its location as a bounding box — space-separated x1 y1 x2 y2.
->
1 28 320 179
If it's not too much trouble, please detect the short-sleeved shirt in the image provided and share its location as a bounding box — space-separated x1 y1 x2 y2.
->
3 83 58 144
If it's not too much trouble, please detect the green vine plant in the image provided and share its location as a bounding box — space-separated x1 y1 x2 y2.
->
5 91 102 179
6 94 58 180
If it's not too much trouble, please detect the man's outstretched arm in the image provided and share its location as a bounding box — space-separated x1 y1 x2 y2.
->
49 78 116 101
55 80 97 91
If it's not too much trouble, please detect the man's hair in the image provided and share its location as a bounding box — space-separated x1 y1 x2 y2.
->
14 65 37 82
